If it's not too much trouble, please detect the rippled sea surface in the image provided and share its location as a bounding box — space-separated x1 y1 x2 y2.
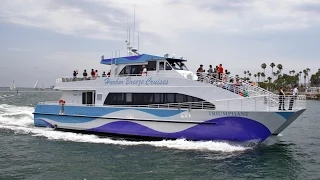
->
0 88 319 180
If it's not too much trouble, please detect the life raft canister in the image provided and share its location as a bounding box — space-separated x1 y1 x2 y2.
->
58 99 65 105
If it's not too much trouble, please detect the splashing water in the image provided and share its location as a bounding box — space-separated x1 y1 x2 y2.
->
0 104 250 152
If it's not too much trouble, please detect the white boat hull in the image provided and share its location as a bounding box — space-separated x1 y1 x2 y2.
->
33 104 305 142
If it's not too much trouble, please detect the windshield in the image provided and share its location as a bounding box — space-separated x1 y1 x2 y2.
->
169 61 189 71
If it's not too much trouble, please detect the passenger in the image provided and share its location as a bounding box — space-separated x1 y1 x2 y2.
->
196 64 204 82
207 65 213 75
73 70 78 81
107 70 111 77
243 89 249 97
218 64 224 80
235 78 241 94
278 87 285 110
91 69 95 79
83 70 88 80
172 63 177 69
288 85 299 110
207 65 214 83
102 71 106 77
142 65 147 76
95 70 99 78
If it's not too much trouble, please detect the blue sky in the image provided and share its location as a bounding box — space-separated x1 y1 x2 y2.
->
0 0 319 87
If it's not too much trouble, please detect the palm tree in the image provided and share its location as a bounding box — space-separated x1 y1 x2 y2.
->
306 68 311 87
270 62 275 82
299 71 302 86
254 74 257 82
248 73 252 80
261 72 266 82
257 72 261 83
267 77 272 83
244 71 247 78
272 72 277 80
292 70 295 76
303 69 308 87
261 63 267 81
277 64 283 74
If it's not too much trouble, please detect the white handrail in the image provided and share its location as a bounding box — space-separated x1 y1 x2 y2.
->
40 95 306 112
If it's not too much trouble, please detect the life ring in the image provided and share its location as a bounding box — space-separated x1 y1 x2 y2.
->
58 99 65 105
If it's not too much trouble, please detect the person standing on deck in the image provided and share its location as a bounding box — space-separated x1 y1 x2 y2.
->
196 64 205 82
278 87 286 110
289 85 299 110
218 64 224 80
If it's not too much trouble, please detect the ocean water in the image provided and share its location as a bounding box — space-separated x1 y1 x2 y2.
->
0 88 319 180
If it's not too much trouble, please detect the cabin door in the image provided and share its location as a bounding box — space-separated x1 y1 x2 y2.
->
82 91 95 105
158 61 166 75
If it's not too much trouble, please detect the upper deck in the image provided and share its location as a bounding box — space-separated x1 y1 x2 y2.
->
53 52 307 112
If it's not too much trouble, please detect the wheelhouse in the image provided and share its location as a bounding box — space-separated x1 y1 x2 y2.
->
100 54 196 79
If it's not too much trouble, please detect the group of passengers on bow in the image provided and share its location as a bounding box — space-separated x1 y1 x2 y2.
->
72 69 110 80
196 64 228 83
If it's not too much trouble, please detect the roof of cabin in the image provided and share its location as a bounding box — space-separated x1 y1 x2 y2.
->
100 54 186 65
100 54 164 65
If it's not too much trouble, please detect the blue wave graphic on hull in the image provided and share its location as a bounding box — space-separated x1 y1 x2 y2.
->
86 117 271 142
34 105 184 123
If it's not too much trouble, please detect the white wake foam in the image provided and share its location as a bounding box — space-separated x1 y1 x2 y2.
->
0 104 249 152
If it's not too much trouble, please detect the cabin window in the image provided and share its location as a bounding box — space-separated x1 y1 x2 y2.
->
103 93 215 109
82 92 94 105
159 62 164 70
130 65 142 75
96 93 103 101
176 94 184 102
126 93 132 102
166 93 175 103
166 62 172 70
119 65 143 76
147 61 157 71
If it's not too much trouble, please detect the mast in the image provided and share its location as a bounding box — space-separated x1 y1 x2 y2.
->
138 31 140 51
33 80 39 89
133 5 135 48
10 80 15 90
126 5 129 56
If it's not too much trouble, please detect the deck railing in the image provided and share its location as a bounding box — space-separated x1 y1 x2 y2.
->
55 73 292 108
40 95 306 112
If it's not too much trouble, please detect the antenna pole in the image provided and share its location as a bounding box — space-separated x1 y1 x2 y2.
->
133 5 135 48
126 5 129 56
138 31 140 51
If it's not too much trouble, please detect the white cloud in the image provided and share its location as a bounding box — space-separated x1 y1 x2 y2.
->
1 0 320 87
4 48 31 52
1 0 320 41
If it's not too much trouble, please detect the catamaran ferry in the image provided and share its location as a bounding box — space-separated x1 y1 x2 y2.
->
33 49 306 142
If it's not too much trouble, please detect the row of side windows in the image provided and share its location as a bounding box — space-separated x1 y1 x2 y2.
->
119 61 173 76
104 93 210 105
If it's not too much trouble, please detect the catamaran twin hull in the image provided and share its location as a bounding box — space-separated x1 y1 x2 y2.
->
33 104 305 142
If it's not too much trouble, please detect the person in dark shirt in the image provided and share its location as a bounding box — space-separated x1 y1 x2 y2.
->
102 71 106 77
83 70 88 80
278 87 285 110
73 70 78 81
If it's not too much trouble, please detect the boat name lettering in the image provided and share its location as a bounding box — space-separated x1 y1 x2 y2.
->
104 77 169 86
208 112 249 117
104 78 124 85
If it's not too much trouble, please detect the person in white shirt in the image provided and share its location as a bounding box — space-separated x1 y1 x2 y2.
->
142 65 147 76
289 85 299 110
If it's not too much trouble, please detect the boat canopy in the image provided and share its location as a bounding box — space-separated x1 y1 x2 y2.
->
100 54 186 65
